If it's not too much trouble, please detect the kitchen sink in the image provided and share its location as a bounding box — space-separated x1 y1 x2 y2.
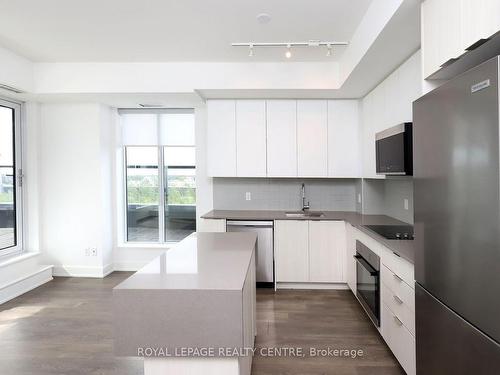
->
285 211 325 218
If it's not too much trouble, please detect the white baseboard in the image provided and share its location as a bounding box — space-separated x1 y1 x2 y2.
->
277 282 349 290
0 265 53 305
53 264 114 278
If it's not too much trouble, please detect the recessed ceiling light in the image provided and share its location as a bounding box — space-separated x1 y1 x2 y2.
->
256 13 271 24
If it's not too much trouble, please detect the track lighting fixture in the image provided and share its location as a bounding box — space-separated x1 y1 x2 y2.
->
231 40 347 59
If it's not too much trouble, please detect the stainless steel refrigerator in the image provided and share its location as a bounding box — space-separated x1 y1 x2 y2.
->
413 56 500 373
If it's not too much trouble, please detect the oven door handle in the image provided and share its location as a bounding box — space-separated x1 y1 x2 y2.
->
353 255 378 276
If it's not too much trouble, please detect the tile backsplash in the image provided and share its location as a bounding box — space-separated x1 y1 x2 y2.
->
213 178 358 211
362 178 414 224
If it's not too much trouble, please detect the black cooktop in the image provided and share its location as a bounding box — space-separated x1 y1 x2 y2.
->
363 225 414 240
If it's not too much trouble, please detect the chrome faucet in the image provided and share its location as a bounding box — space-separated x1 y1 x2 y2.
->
301 183 310 211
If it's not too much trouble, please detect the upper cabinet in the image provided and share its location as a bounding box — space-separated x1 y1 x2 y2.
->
236 100 267 177
207 100 236 177
266 100 298 177
422 0 500 78
206 99 361 178
328 100 360 178
297 100 328 177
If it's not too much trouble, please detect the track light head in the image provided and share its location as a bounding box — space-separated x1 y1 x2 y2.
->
285 44 292 59
326 44 332 57
249 44 254 57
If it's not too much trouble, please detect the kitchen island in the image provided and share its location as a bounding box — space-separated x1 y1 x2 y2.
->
113 232 257 375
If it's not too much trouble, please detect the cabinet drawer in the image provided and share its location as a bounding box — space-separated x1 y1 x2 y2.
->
381 281 415 336
381 250 414 288
381 303 416 375
381 264 415 311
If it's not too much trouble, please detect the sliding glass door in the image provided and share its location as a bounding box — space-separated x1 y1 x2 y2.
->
0 99 22 256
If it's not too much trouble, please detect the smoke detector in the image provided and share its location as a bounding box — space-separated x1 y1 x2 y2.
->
256 13 271 24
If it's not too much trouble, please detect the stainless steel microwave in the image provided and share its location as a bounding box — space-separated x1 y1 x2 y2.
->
375 122 413 176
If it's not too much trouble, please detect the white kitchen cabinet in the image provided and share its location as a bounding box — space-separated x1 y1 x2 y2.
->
266 100 297 177
236 100 267 177
274 220 309 282
461 0 500 50
381 303 416 375
207 100 236 177
297 100 328 177
345 223 357 293
308 221 346 283
422 0 500 78
327 100 360 177
422 0 463 78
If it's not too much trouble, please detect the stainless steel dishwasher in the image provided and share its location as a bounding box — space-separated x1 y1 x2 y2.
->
226 220 274 288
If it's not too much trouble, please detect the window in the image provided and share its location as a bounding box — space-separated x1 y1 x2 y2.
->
121 110 195 243
0 98 22 256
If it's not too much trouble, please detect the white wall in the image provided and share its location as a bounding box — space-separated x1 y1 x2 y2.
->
33 62 340 94
0 45 34 92
38 103 113 277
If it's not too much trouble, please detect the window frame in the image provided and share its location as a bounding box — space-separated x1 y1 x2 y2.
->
120 109 195 245
0 98 23 258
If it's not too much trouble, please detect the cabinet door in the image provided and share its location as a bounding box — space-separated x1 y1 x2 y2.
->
309 221 346 283
266 100 297 177
462 0 500 50
422 0 463 78
236 100 267 177
345 223 357 292
207 100 236 176
274 220 309 282
327 100 360 177
297 100 328 177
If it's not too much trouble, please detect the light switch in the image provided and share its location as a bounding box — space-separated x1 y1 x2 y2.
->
245 192 251 201
404 199 409 210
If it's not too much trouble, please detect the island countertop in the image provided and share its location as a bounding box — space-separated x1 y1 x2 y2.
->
113 232 257 358
114 232 257 291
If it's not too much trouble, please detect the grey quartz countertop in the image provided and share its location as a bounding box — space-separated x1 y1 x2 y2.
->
202 209 415 264
114 232 257 291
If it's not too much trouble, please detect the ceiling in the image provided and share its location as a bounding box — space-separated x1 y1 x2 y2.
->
0 0 372 62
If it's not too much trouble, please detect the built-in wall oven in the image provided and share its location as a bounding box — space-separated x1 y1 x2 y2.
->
354 240 380 326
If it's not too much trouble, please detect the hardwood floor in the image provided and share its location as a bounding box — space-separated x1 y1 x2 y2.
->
0 273 404 375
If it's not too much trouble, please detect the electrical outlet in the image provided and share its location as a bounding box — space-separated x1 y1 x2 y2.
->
85 248 98 256
404 199 409 210
245 192 251 201
357 193 362 204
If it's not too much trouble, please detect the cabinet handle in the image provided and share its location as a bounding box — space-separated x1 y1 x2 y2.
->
393 315 403 326
393 295 403 304
466 38 490 51
393 273 403 282
440 57 458 68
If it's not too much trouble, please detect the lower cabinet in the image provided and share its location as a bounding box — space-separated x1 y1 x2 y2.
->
274 220 309 282
345 223 357 293
309 221 346 282
275 220 346 283
381 303 416 375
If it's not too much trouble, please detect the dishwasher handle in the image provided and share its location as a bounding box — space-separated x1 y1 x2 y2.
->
226 220 274 228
